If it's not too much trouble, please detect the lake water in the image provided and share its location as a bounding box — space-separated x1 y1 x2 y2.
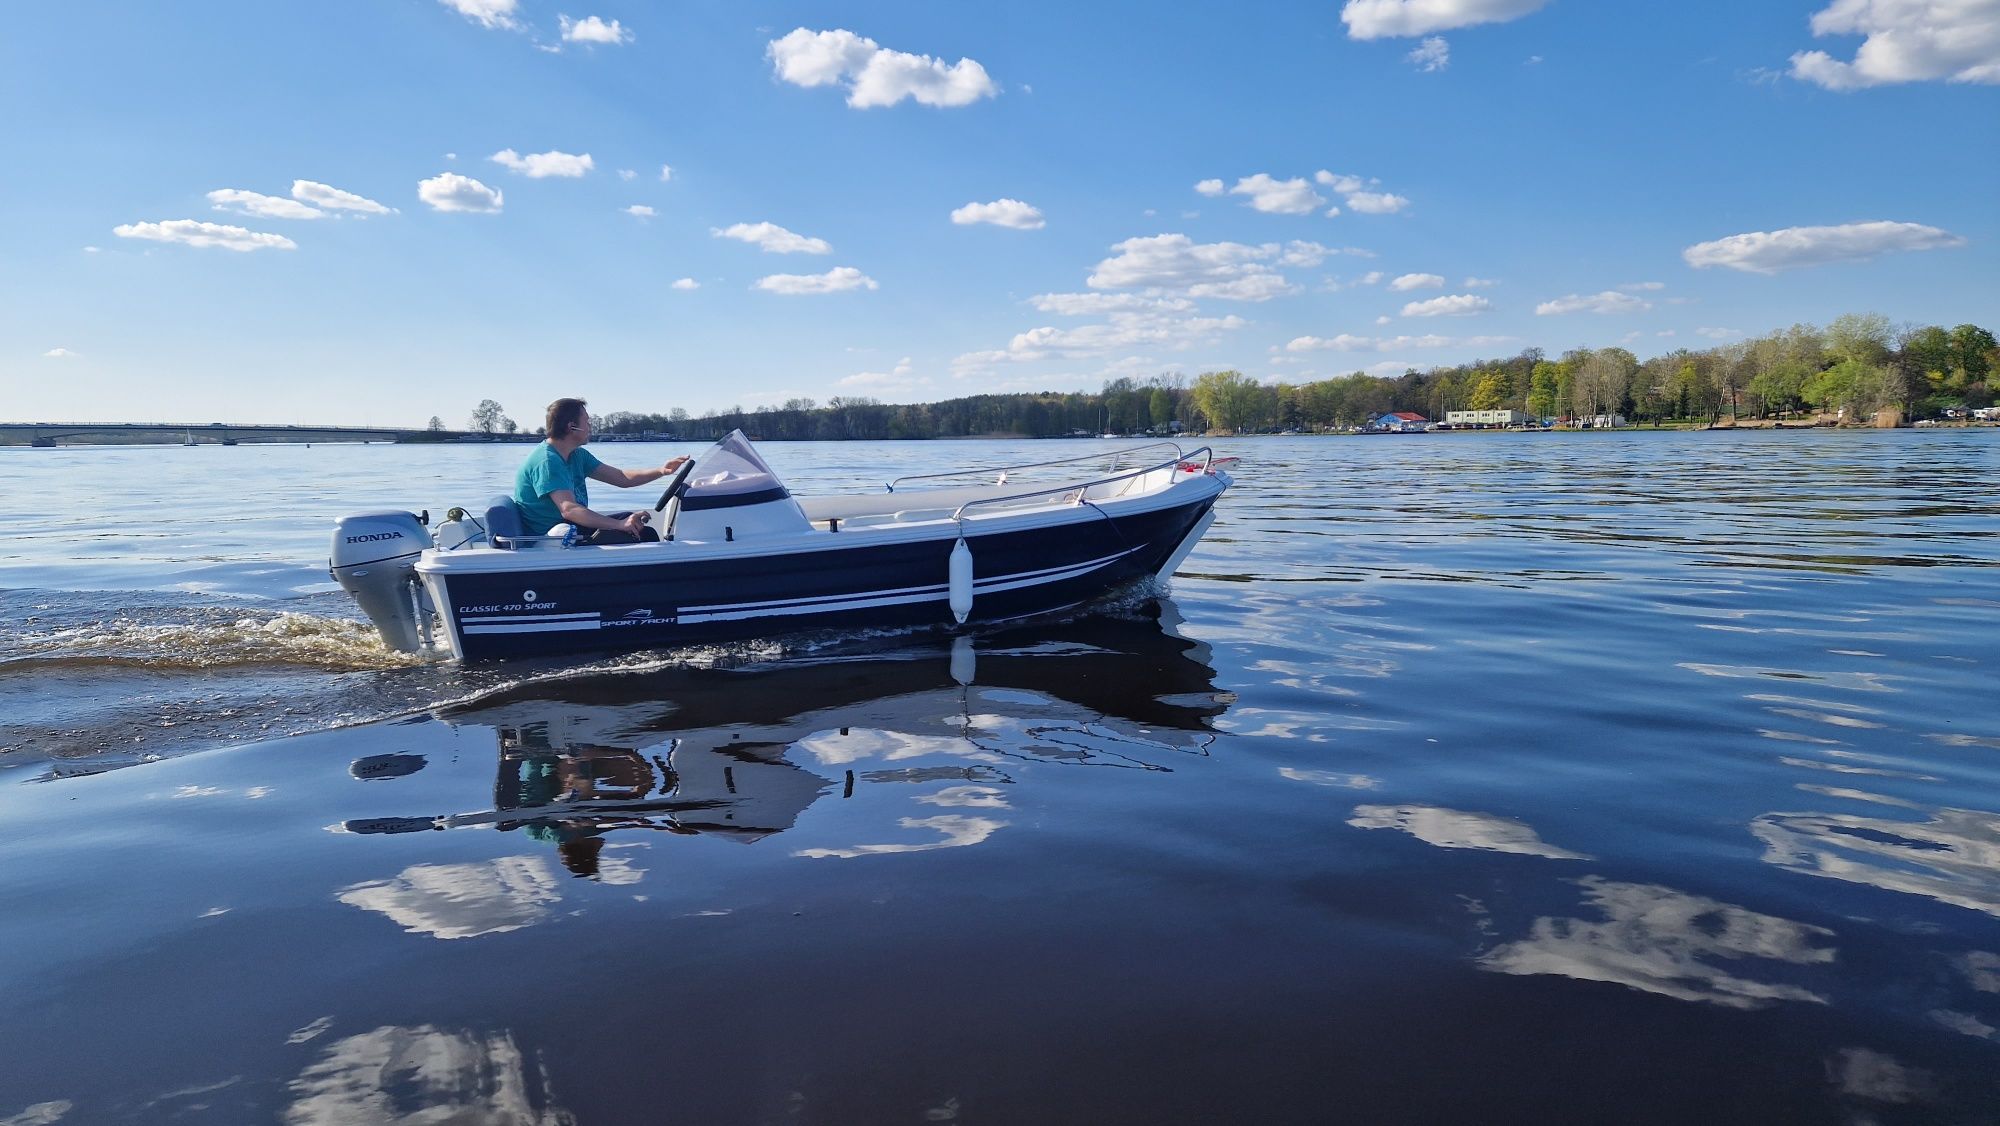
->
2 430 1998 1124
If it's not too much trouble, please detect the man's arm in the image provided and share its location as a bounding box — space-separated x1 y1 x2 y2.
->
548 489 645 533
589 456 688 490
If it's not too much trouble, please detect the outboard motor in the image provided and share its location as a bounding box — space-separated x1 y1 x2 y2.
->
330 512 435 652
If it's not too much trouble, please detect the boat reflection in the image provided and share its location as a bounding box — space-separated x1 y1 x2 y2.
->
342 603 1226 872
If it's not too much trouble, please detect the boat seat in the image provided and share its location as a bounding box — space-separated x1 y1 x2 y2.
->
485 498 527 549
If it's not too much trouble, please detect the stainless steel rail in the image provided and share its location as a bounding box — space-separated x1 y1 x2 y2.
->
949 447 1215 523
887 441 1184 492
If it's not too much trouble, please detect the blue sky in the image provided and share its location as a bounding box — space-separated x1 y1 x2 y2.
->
4 0 1996 426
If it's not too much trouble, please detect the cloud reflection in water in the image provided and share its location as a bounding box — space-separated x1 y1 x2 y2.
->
1348 804 1591 860
337 857 563 940
284 1025 571 1126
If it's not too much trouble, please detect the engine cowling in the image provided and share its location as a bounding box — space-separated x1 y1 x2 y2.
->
330 512 435 652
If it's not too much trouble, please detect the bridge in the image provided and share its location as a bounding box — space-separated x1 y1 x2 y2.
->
0 422 485 447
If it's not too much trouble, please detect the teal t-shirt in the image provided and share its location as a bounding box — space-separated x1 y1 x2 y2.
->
513 442 603 534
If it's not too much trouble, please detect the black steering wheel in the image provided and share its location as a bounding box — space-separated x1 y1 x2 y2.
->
653 458 695 512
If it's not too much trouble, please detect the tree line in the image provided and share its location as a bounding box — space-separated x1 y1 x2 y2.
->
471 314 1997 442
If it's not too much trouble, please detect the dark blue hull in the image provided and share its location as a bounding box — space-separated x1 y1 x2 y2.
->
429 495 1218 660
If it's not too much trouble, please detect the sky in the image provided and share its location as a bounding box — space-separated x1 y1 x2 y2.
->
3 0 1996 427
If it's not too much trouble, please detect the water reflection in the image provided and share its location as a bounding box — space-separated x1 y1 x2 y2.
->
1480 876 1836 1009
337 857 564 939
342 606 1224 872
284 1025 571 1125
1750 806 2000 917
1348 804 1592 860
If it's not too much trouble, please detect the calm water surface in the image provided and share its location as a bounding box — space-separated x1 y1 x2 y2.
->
2 431 1998 1124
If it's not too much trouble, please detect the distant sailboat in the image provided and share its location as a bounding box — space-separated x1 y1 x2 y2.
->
183 430 197 446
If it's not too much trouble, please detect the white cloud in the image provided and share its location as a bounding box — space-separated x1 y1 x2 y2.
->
83 246 100 253
559 14 633 44
1228 173 1326 215
43 347 77 358
1346 191 1411 214
1463 276 1497 287
1358 270 1385 285
618 169 636 181
113 219 297 252
437 0 518 30
1278 240 1341 267
623 205 655 218
950 198 1046 229
1697 326 1743 339
1390 272 1445 291
1536 290 1653 315
1402 293 1491 317
207 189 325 220
839 357 932 394
714 221 831 254
1287 333 1519 352
1194 178 1226 196
670 277 700 290
489 149 594 178
954 310 1247 369
1790 0 2000 89
1342 0 1551 40
1376 315 1394 325
766 28 999 108
754 266 878 294
1620 281 1667 291
1029 292 1195 315
1086 233 1298 301
417 173 503 213
1683 220 1965 273
291 180 393 215
1314 170 1368 193
658 164 673 182
1408 36 1451 70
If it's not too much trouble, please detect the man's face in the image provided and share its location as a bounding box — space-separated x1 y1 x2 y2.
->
575 412 593 441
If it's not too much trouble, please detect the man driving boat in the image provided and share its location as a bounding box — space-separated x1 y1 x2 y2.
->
515 398 688 544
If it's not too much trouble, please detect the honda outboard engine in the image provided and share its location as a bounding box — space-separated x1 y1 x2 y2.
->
330 511 435 652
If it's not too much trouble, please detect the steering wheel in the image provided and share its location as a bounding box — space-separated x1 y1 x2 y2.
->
653 458 695 512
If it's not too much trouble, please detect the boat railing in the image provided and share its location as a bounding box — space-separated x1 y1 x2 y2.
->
886 441 1184 492
949 447 1214 523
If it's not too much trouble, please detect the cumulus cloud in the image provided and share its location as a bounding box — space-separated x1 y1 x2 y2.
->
1390 272 1445 291
714 221 831 254
43 347 78 358
950 198 1046 229
670 277 700 290
953 308 1247 371
1683 220 1965 273
839 357 932 394
113 219 297 252
207 189 325 220
437 0 518 30
1536 290 1654 315
1790 0 2000 89
1228 173 1326 215
291 180 393 215
623 205 655 218
417 173 503 213
1463 276 1497 287
1029 292 1197 315
1086 233 1302 301
754 266 878 294
618 169 637 181
767 28 998 108
560 14 633 44
659 164 674 182
489 149 594 178
1345 191 1411 214
1194 178 1226 196
1402 293 1490 317
1408 36 1451 70
1341 0 1551 39
1287 333 1520 352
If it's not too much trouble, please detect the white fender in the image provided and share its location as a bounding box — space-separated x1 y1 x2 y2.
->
948 538 974 624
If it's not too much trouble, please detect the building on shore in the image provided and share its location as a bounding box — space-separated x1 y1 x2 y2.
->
1443 409 1533 428
1368 411 1432 433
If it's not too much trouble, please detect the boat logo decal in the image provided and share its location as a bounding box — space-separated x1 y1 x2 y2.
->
344 531 404 544
522 589 537 601
624 609 654 618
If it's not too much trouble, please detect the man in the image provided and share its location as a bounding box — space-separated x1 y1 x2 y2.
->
514 398 688 544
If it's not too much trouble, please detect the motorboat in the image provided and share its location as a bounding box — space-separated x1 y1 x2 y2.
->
331 431 1232 661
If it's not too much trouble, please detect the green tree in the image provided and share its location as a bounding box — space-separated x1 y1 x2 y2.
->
1467 371 1506 410
1191 370 1265 432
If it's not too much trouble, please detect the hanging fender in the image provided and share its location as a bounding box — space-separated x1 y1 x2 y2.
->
948 538 974 624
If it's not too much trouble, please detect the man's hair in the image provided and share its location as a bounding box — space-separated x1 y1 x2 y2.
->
546 398 588 438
